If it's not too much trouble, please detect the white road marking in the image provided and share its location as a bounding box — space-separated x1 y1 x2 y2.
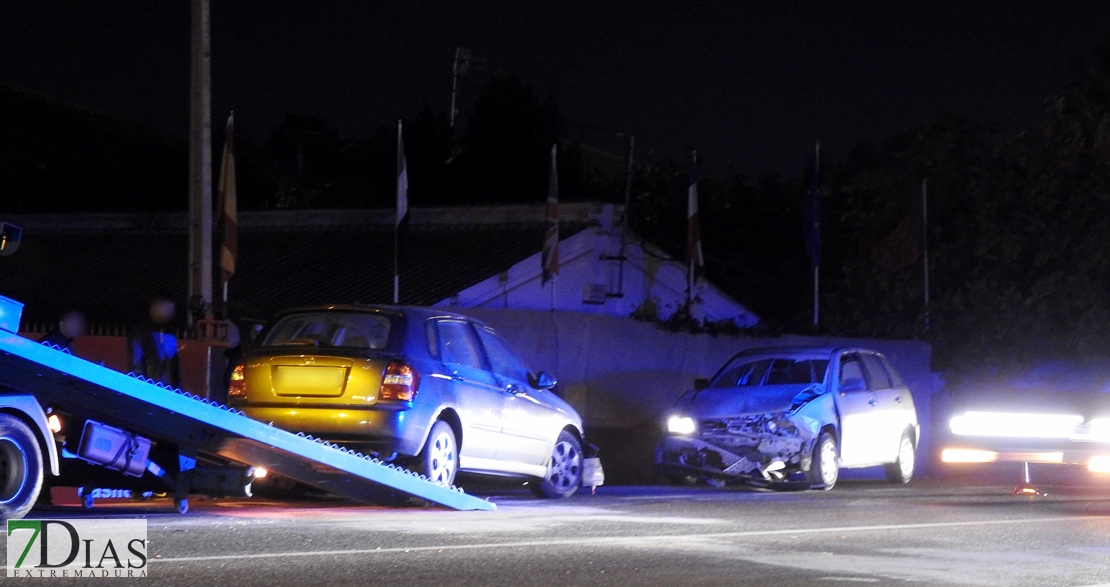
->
818 578 880 583
154 514 1108 563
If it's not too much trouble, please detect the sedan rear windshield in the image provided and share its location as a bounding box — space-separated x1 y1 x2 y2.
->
262 312 393 350
711 357 829 388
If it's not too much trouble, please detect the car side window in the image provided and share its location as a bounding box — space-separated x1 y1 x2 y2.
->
860 353 893 390
879 355 906 388
838 354 869 393
425 320 440 359
436 321 486 370
476 327 531 383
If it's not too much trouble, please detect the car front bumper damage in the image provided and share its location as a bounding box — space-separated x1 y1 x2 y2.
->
657 413 821 484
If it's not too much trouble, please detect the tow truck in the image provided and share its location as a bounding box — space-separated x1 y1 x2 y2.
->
0 222 495 519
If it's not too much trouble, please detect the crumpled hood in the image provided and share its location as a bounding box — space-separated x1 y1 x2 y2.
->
677 384 820 419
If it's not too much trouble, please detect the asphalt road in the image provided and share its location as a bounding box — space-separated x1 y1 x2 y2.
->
6 472 1110 586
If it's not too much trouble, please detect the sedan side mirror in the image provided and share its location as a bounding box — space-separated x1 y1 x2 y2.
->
531 371 557 390
693 378 710 391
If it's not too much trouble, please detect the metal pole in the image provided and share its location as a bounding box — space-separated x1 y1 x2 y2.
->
813 141 820 332
187 0 213 327
614 134 634 298
394 120 402 304
449 47 461 130
922 179 930 331
622 134 634 227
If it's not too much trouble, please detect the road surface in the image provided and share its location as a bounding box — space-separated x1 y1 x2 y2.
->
6 473 1110 586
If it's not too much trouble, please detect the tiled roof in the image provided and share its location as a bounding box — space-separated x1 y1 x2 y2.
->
3 212 590 327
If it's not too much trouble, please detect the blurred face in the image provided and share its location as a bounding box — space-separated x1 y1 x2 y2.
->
59 312 86 339
150 300 175 325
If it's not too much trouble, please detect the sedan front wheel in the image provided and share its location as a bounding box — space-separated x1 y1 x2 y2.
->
531 430 582 499
808 432 839 490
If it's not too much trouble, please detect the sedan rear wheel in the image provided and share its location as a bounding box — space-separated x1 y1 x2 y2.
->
809 432 839 490
884 433 915 484
531 430 582 499
417 421 457 487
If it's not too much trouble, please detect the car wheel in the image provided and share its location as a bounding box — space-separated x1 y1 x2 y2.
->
531 430 582 499
808 431 839 491
884 433 915 484
416 421 458 487
0 414 44 520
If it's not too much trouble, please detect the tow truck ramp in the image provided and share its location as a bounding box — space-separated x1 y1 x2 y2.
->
0 327 495 512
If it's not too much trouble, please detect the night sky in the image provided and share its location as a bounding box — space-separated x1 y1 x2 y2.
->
2 1 1108 177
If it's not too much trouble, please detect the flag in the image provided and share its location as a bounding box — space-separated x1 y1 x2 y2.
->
394 120 409 303
804 147 820 272
687 150 704 269
872 198 923 273
541 144 560 285
217 111 237 289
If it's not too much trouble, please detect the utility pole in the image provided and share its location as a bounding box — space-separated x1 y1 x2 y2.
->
187 0 213 327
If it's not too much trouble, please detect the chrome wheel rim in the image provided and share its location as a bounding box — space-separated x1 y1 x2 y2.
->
819 438 838 486
548 440 582 492
898 437 915 480
0 437 28 505
427 431 456 486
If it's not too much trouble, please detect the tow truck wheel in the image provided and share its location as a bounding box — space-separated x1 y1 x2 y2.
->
0 414 44 520
884 434 916 484
808 432 839 491
531 430 582 499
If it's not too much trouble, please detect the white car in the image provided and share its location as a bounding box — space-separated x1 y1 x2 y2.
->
657 347 919 490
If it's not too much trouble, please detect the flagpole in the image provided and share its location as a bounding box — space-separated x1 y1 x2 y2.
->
394 119 402 304
812 141 820 332
543 143 560 311
922 179 930 331
687 149 698 307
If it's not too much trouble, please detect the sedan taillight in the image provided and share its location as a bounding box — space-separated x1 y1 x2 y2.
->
228 364 246 397
380 360 420 403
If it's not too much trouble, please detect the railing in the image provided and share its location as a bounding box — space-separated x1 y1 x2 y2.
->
18 322 198 340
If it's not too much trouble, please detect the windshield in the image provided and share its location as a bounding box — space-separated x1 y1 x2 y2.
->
262 312 393 350
711 356 829 388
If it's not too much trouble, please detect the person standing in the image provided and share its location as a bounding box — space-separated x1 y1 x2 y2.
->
38 308 86 354
127 293 181 387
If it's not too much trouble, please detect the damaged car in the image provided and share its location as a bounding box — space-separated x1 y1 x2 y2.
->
656 347 919 490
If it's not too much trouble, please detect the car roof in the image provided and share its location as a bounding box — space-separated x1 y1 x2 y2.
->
270 304 491 328
732 346 884 359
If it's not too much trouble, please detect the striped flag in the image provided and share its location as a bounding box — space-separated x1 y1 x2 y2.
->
217 111 237 293
687 150 704 269
541 144 560 286
394 120 409 304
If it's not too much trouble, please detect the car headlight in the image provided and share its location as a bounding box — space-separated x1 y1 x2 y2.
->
667 415 696 435
949 411 1083 438
1084 418 1110 442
